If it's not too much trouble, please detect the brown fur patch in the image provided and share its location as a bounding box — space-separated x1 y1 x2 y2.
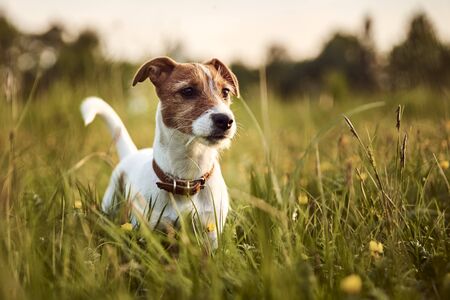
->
205 58 240 97
156 63 231 134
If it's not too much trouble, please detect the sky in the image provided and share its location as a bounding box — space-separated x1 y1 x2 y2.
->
2 0 450 65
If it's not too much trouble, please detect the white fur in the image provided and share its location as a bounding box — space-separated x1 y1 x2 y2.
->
81 98 230 248
192 103 236 149
80 97 137 159
198 64 216 96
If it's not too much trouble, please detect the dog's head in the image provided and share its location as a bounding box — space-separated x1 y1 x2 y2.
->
132 57 239 148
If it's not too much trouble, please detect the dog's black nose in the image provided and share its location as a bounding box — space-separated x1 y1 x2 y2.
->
211 113 234 131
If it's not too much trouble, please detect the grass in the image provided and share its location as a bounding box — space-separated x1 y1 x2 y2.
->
1 74 450 299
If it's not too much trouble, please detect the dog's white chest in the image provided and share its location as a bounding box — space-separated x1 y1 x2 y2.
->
101 148 229 238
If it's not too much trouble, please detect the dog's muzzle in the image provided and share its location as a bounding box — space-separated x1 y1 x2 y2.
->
205 113 234 142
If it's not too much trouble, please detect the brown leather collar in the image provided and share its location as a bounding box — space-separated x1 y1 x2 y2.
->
152 160 214 196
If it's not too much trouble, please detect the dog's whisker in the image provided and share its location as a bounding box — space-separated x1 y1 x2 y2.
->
185 136 197 147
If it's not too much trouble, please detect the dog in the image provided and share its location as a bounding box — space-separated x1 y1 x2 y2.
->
80 57 239 248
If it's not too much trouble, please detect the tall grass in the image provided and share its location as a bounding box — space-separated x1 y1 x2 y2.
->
1 75 450 299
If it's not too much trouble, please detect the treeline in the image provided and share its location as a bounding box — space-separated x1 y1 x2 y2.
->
1 12 449 100
0 15 134 98
232 14 450 100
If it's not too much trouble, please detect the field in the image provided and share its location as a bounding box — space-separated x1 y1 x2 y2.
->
1 76 450 299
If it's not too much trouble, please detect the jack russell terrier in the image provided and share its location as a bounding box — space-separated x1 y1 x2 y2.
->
80 57 239 248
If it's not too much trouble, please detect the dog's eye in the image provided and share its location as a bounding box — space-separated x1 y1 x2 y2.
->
222 88 230 98
180 87 196 98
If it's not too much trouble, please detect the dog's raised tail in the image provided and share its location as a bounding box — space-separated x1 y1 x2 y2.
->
80 96 137 160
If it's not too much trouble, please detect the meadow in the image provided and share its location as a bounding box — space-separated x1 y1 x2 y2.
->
1 74 450 299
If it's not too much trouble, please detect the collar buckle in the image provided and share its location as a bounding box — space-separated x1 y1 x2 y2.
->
153 160 214 196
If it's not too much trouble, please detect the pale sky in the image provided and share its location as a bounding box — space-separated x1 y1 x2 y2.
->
2 0 450 65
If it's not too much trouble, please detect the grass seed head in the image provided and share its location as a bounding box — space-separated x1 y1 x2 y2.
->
396 105 403 131
367 147 377 168
400 133 408 170
343 115 359 139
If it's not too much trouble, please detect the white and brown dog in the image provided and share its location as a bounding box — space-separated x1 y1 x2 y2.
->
80 57 239 248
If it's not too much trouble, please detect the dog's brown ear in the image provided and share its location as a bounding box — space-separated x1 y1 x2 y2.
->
205 58 240 98
132 57 177 87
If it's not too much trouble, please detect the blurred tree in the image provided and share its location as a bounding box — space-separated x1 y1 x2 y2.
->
2 11 449 101
315 32 378 93
262 31 379 99
388 13 450 89
0 15 18 59
31 29 106 96
0 14 111 98
266 43 291 65
361 15 381 89
38 24 65 48
230 61 259 96
54 29 102 77
265 43 296 97
362 16 374 47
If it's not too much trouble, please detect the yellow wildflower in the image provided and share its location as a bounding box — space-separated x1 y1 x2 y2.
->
340 274 362 294
121 222 133 231
74 200 83 209
440 160 449 170
206 223 216 233
297 193 309 205
369 240 384 258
